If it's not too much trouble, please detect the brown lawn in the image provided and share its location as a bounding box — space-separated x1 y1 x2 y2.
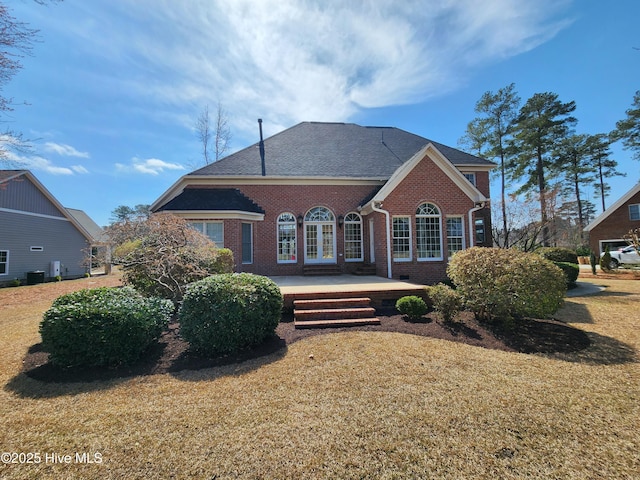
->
0 273 638 479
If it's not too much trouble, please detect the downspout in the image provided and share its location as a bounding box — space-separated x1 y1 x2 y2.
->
371 202 392 278
468 202 485 248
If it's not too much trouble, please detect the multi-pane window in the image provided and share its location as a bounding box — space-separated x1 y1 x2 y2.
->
392 216 411 261
475 218 486 245
630 204 640 221
462 172 476 186
416 203 442 260
190 221 224 247
277 213 297 263
241 223 253 264
0 251 7 275
446 217 464 258
344 212 363 261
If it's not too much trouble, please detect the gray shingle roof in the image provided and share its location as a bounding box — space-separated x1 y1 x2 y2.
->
189 122 492 178
157 187 265 214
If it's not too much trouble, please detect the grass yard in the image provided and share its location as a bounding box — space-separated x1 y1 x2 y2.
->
0 275 638 479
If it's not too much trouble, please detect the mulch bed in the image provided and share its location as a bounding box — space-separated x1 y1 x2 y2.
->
22 308 591 384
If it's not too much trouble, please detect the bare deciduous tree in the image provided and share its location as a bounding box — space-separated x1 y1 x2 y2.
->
195 103 231 165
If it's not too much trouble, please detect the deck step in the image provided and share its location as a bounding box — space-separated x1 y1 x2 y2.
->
295 307 376 321
294 297 371 310
303 265 342 276
294 317 381 329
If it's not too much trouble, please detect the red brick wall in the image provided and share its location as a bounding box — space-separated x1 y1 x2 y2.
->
177 157 491 284
589 191 640 253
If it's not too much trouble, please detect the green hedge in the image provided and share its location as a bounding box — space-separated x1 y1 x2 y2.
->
536 247 578 265
447 247 566 322
40 287 172 368
179 273 283 356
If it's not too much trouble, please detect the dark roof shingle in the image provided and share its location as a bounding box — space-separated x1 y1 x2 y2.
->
189 122 492 178
157 187 265 214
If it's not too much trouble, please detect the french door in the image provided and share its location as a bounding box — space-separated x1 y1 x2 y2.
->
304 207 337 264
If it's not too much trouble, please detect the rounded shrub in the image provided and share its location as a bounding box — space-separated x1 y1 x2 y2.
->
447 247 566 322
396 295 428 321
427 283 463 324
179 273 283 356
536 247 578 265
40 287 173 368
554 261 580 287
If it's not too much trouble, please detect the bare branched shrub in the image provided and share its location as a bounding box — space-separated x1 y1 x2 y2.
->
108 213 234 302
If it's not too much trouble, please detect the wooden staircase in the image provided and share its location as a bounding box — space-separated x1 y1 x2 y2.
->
293 297 380 329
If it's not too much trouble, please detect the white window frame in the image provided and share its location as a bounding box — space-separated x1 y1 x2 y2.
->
344 212 363 262
0 250 8 275
446 216 465 258
629 204 640 221
190 221 224 247
416 203 443 261
392 216 412 262
462 172 476 186
277 212 297 264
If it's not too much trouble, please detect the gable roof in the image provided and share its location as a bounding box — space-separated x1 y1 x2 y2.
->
363 143 488 209
190 122 494 179
0 170 97 243
66 208 109 244
584 182 640 231
156 187 265 214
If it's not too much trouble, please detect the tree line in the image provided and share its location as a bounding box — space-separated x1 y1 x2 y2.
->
459 84 639 250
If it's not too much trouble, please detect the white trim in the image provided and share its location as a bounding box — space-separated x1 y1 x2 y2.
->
446 216 465 259
371 203 391 278
365 143 489 208
276 213 298 264
416 204 443 262
392 215 412 262
0 207 71 222
0 171 95 242
0 250 8 276
585 182 640 231
343 212 364 262
168 210 264 221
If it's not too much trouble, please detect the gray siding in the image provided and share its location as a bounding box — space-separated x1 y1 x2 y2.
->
0 176 65 217
0 211 90 281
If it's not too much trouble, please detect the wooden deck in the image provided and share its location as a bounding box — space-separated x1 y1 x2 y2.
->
270 275 428 310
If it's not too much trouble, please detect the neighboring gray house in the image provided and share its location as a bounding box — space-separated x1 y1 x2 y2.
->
0 170 104 285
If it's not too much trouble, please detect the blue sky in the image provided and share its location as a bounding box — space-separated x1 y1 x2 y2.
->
5 0 640 227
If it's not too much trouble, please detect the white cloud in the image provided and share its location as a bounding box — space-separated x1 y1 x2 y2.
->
43 142 90 158
116 157 185 176
56 0 574 138
8 152 75 175
71 165 90 174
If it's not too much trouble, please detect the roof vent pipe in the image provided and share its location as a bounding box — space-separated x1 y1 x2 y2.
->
258 118 266 176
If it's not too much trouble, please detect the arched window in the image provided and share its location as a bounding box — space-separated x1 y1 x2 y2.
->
277 212 297 263
344 212 363 261
416 203 442 260
305 206 334 222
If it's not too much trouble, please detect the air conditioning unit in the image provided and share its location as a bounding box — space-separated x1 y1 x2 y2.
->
50 261 61 277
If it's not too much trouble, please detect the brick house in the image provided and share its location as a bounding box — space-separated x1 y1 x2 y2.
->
585 182 640 254
151 122 494 285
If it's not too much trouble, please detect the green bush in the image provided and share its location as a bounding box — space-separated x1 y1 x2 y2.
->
395 295 428 321
447 247 566 322
40 287 172 368
179 273 283 356
427 283 463 324
536 247 578 265
576 245 591 257
554 261 580 286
